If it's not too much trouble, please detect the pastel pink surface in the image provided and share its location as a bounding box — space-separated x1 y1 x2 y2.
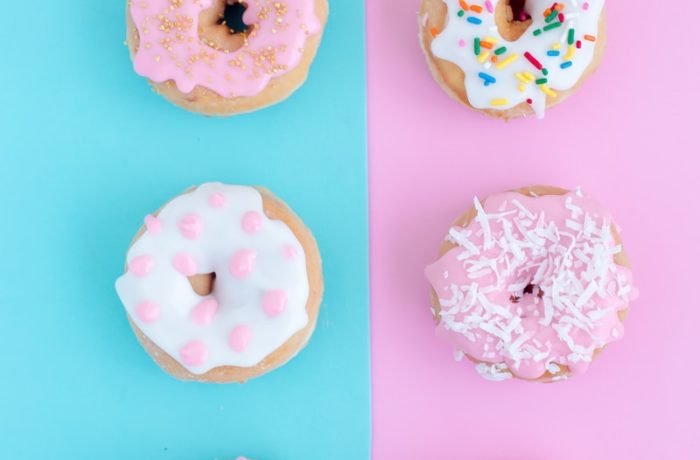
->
367 1 700 459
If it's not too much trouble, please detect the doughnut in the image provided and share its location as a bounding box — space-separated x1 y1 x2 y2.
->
419 1 606 118
126 0 328 115
424 186 638 382
115 183 323 382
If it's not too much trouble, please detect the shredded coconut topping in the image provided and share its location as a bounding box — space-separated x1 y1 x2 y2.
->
426 189 637 381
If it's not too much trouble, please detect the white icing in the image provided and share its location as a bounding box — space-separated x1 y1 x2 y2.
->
115 183 310 374
431 0 604 117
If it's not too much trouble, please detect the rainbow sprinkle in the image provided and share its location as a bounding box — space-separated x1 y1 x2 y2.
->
479 72 497 86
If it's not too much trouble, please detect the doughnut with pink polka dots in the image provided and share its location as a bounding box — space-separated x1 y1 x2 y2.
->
116 183 310 374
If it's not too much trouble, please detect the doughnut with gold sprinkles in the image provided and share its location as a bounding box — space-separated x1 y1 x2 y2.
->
419 1 606 118
115 183 323 382
425 186 638 382
126 0 328 115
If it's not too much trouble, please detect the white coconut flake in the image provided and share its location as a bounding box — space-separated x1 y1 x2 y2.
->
475 362 512 381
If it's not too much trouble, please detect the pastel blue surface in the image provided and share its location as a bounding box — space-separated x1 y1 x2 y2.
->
0 1 369 459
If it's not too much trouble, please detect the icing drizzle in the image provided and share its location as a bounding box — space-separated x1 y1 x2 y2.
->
129 0 321 97
430 0 604 117
116 183 310 374
425 189 638 381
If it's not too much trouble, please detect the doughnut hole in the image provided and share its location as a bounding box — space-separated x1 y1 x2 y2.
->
496 0 533 42
509 283 544 318
188 272 216 296
199 0 254 53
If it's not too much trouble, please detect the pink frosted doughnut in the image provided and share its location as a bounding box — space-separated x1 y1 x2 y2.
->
116 183 323 382
425 186 638 382
126 0 328 115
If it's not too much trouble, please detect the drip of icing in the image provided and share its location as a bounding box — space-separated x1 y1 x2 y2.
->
430 0 604 117
425 190 638 380
115 183 309 374
130 0 321 97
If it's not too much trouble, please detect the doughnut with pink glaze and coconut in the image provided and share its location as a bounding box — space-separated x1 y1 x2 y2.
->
126 0 328 115
115 183 323 382
425 186 638 382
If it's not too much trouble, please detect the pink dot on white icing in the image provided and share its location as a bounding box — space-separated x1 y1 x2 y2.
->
180 340 208 367
172 252 198 276
209 192 226 208
241 211 263 234
262 290 287 317
583 2 589 9
144 215 162 235
129 255 154 277
458 39 465 47
283 245 297 259
229 325 252 352
190 299 219 326
135 301 160 323
229 249 257 278
178 213 203 240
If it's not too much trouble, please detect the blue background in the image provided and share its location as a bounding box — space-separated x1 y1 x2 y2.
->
0 1 369 458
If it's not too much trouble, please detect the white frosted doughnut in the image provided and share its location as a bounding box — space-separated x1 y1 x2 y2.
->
115 183 322 381
421 0 605 118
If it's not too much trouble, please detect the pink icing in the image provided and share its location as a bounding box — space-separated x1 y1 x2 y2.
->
242 211 263 234
190 298 219 325
178 213 203 240
180 340 208 366
262 289 287 317
229 249 257 277
283 244 297 259
173 252 198 276
135 301 160 323
144 214 162 235
229 325 252 351
209 192 226 208
424 190 638 380
129 0 322 97
129 255 155 276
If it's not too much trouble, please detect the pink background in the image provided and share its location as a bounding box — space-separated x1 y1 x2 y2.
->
367 1 700 459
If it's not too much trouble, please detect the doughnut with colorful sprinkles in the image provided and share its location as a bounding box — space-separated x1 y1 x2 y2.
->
419 0 606 118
